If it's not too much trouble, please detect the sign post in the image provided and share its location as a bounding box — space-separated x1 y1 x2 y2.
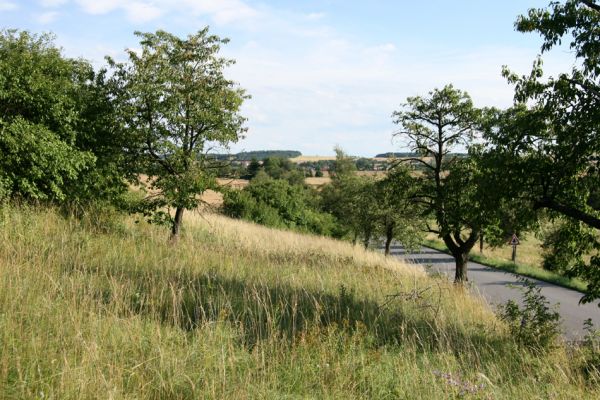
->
509 233 520 263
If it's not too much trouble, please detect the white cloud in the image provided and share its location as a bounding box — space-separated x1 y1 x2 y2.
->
75 0 121 15
306 12 325 21
180 0 260 25
0 1 17 11
71 0 259 25
36 11 60 24
39 0 69 7
124 2 163 23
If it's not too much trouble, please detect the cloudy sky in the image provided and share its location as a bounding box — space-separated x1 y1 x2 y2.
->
0 1 574 156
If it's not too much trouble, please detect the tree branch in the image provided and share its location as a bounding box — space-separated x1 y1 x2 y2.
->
399 157 435 171
535 198 600 230
580 0 600 13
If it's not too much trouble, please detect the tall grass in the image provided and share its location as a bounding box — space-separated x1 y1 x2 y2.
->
0 204 598 399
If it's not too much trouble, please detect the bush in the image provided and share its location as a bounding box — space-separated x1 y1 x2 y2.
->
222 177 336 235
497 278 562 351
579 319 600 380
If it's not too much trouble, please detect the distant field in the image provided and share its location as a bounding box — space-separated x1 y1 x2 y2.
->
304 176 332 186
289 155 337 163
356 170 387 178
216 178 249 189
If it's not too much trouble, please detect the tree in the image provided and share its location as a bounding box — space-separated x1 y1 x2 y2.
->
330 146 356 178
374 166 424 256
392 85 485 282
320 148 368 242
485 0 600 300
0 30 95 202
110 29 247 239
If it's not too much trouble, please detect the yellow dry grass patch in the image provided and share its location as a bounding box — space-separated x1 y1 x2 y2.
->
289 155 337 163
187 211 426 278
304 176 332 186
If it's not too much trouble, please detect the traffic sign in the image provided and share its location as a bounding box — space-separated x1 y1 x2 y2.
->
509 234 520 246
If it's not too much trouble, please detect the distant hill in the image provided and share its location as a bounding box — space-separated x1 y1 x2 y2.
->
375 152 468 158
375 152 418 158
208 150 302 161
235 150 301 160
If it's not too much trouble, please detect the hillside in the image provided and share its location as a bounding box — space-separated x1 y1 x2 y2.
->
0 205 598 399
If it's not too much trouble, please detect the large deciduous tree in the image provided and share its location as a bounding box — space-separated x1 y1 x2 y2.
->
0 30 95 201
392 85 485 282
110 29 247 239
485 0 600 301
0 29 131 205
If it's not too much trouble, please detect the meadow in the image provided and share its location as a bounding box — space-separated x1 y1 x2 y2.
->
1 204 599 399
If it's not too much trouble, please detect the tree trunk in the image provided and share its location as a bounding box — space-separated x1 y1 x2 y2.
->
442 232 478 284
171 207 184 240
454 252 469 283
363 231 371 249
384 224 394 256
479 235 484 253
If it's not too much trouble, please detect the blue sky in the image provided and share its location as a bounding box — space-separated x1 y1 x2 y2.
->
0 1 574 156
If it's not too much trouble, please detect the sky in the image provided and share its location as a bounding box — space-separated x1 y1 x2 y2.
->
0 0 576 157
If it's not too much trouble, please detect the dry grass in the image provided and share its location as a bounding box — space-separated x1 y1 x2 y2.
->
1 205 598 399
304 176 332 186
426 232 544 267
289 155 337 163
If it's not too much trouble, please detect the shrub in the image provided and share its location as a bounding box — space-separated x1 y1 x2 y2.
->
579 319 600 380
497 278 562 351
222 177 336 235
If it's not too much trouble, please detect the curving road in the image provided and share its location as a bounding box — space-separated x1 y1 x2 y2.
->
388 244 600 339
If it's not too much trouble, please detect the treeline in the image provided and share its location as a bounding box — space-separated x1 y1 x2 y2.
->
222 148 423 252
209 150 302 161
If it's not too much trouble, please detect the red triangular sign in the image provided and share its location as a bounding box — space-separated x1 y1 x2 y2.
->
510 234 520 246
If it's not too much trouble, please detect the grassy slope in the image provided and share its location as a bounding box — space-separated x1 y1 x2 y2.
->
0 205 598 399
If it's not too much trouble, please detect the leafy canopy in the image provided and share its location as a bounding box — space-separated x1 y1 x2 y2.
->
109 29 247 235
0 30 95 201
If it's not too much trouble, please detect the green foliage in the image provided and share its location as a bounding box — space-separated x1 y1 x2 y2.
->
320 150 373 242
235 150 301 160
0 30 101 202
392 85 489 281
540 218 598 273
314 165 324 177
109 28 247 236
222 189 284 228
244 157 305 185
330 146 356 178
374 166 424 253
223 176 336 235
497 278 562 351
579 319 600 379
0 117 94 201
0 29 131 204
485 0 600 300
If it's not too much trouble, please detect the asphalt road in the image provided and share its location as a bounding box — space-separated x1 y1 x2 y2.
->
389 244 600 339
